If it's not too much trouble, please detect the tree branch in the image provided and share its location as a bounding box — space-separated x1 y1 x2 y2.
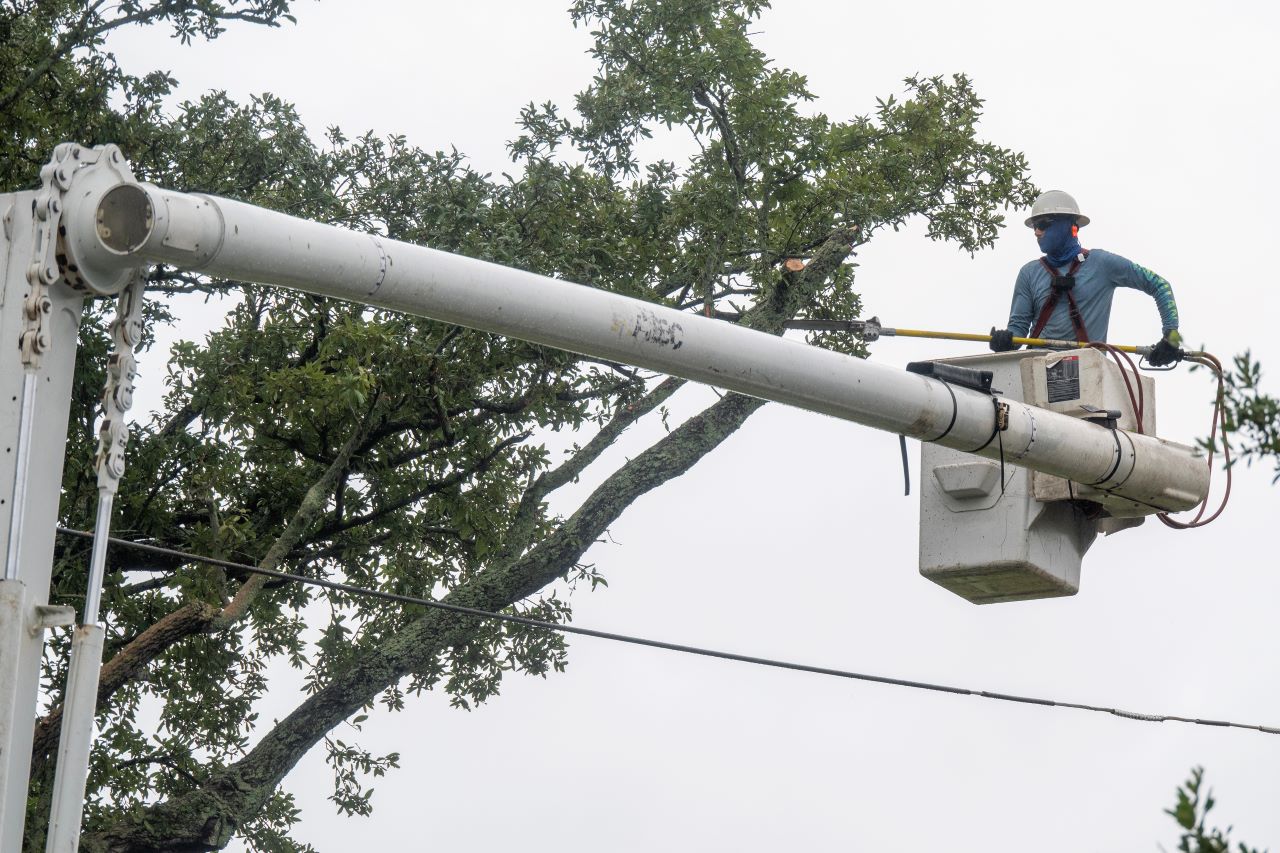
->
495 376 685 565
308 431 528 542
0 1 105 113
214 410 377 627
692 83 747 191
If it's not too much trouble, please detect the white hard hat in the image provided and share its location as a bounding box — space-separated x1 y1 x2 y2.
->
1024 190 1090 228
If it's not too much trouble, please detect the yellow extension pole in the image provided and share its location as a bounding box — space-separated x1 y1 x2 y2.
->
782 318 1203 360
883 327 1159 356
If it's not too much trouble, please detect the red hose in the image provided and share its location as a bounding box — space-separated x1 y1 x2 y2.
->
1086 343 1231 529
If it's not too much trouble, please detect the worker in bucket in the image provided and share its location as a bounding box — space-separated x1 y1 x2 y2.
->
988 190 1183 365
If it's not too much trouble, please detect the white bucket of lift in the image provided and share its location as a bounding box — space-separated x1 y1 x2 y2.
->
917 349 1154 604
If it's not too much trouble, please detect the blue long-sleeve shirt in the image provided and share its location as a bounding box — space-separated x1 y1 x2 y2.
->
1006 249 1179 342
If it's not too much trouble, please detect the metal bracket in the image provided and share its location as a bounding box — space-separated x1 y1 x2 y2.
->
906 360 995 395
995 400 1010 431
30 604 76 634
20 143 139 371
1080 404 1121 430
56 144 139 298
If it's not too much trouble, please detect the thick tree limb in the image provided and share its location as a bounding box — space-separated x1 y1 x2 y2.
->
496 375 685 565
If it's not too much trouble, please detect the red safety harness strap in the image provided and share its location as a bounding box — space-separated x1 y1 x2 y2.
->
1030 251 1091 342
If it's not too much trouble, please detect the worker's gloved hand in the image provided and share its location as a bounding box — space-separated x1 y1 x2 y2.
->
989 328 1018 352
1147 330 1183 367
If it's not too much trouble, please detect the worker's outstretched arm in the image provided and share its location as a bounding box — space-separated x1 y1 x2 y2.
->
1113 255 1180 336
1109 252 1182 364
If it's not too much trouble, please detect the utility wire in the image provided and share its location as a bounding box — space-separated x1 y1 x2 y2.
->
57 526 1279 736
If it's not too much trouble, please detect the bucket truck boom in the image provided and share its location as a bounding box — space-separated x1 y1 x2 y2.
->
0 144 1210 849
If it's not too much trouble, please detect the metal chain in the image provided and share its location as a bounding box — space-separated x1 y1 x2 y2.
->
94 270 146 494
21 143 81 369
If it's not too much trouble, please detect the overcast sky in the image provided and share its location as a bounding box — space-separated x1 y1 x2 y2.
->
104 2 1279 850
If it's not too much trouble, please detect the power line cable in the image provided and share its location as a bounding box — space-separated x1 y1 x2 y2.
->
56 526 1279 736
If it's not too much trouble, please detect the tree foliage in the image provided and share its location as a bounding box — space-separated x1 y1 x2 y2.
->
4 1 1036 849
1216 352 1280 484
1164 767 1264 853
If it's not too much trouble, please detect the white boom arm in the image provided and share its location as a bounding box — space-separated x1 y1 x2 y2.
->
81 180 1207 510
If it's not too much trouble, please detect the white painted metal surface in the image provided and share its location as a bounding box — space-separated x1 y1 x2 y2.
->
0 192 87 852
4 376 37 581
44 625 104 853
86 181 1209 512
82 497 115 627
41 493 115 853
0 579 30 842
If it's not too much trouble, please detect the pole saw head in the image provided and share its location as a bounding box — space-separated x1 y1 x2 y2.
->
783 315 882 341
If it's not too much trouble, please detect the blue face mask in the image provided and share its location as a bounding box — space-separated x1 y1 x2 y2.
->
1036 217 1082 266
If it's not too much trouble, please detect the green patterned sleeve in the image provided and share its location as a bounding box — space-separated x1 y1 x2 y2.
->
1120 257 1180 334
